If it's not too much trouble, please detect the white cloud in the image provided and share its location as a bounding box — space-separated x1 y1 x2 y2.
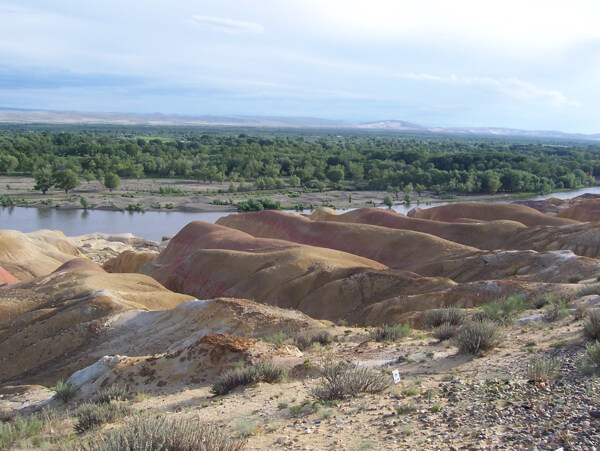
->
186 15 263 34
399 72 580 107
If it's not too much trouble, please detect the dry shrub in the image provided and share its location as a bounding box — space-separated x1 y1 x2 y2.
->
369 323 411 342
422 308 466 329
211 362 287 395
584 309 600 340
293 329 332 350
454 321 502 356
82 416 245 451
310 360 390 401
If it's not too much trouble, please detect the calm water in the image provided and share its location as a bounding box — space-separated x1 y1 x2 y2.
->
2 186 600 241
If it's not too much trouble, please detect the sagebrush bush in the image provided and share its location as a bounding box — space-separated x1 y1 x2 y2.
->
581 341 600 375
454 321 502 356
211 362 288 395
264 332 287 345
293 329 332 350
422 308 466 329
75 402 131 433
52 380 78 402
584 310 600 340
310 360 390 401
0 414 44 449
369 323 411 342
432 323 459 341
91 386 129 404
82 416 245 450
480 296 527 325
526 357 560 382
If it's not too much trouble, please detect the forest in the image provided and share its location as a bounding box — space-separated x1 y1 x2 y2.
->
0 124 599 196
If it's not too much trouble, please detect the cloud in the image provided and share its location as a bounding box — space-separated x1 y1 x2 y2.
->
399 72 580 107
0 65 144 89
186 15 263 34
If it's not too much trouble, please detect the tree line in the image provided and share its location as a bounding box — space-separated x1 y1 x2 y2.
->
0 126 599 195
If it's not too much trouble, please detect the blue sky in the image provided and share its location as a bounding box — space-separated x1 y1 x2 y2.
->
1 0 599 132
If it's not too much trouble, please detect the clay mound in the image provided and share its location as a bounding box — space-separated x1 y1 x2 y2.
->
416 250 600 283
0 294 320 385
67 333 303 396
103 249 159 273
311 207 526 250
502 222 600 258
0 229 82 280
557 199 600 222
215 210 481 270
411 202 577 226
0 265 18 284
362 279 582 326
70 232 160 267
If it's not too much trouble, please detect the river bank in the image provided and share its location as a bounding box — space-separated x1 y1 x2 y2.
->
0 175 556 214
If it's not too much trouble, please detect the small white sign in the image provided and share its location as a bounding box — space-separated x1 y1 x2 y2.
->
392 369 401 384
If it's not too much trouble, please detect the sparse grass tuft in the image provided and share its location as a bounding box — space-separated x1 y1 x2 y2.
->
211 362 288 395
310 360 390 401
369 323 411 342
526 357 560 382
581 341 600 375
82 416 245 450
52 380 78 402
584 309 600 340
454 320 502 356
422 308 466 329
395 402 416 415
292 329 332 350
235 417 258 438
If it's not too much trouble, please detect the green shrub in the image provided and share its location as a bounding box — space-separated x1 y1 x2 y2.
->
0 414 44 449
526 357 560 382
264 332 287 345
422 308 466 329
310 361 390 401
481 296 526 325
80 196 91 209
584 309 600 340
75 401 131 433
454 321 502 356
581 341 600 375
52 380 78 402
236 198 281 213
292 329 332 351
432 323 459 341
126 203 146 212
211 362 288 395
82 416 245 450
158 186 185 196
91 386 129 404
369 323 411 342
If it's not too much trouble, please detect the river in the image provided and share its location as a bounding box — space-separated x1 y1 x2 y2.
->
2 186 600 241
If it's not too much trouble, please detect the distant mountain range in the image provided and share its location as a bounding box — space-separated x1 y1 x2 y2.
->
0 108 598 141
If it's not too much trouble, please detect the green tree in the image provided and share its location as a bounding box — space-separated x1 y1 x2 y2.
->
383 194 394 209
326 166 345 184
33 167 54 195
103 172 120 192
54 169 79 194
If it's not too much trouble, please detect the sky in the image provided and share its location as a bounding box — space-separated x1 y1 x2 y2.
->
1 0 599 133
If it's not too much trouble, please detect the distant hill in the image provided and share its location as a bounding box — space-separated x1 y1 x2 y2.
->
0 108 598 141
